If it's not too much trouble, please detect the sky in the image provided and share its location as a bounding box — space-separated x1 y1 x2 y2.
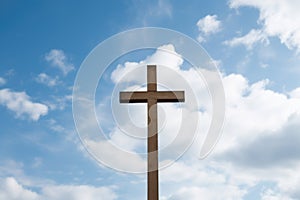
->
1 0 300 199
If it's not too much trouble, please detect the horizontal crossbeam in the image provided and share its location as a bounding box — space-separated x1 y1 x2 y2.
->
120 91 185 103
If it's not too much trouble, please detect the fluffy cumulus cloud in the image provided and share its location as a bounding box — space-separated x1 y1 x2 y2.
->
197 15 221 42
156 73 300 199
0 89 48 121
0 177 117 200
159 162 247 200
70 41 300 198
211 72 300 195
217 74 300 153
111 44 184 84
158 72 300 199
211 75 300 198
221 115 300 168
229 0 300 52
90 44 213 173
0 177 38 200
35 73 60 87
45 49 74 75
41 185 117 200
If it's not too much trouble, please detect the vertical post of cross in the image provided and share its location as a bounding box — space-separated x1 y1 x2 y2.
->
147 65 159 200
119 65 185 200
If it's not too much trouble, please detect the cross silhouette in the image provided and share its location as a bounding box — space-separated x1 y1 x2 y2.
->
119 65 185 200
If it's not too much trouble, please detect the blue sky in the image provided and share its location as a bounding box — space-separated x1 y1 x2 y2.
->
1 0 300 199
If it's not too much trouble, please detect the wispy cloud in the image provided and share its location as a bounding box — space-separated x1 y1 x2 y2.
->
45 49 74 76
151 0 172 18
224 29 269 49
0 177 118 200
45 95 72 111
129 0 173 26
0 77 6 86
0 89 48 121
35 73 60 87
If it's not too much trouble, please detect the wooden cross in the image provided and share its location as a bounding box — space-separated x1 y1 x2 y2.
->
119 65 185 200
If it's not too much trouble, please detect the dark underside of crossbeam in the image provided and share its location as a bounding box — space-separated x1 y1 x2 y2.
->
119 91 185 103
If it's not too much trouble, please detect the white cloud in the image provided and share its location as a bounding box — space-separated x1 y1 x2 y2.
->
85 43 300 198
160 72 300 197
35 73 60 87
0 77 6 86
289 87 300 99
0 177 38 200
85 139 146 173
111 44 183 84
41 184 117 200
210 73 300 157
98 43 211 172
199 72 300 199
0 177 117 200
45 49 74 75
111 43 300 168
229 0 300 52
197 15 221 42
197 15 222 35
159 162 247 199
0 89 48 121
47 119 65 132
260 62 269 68
45 95 72 111
167 185 246 200
224 29 269 49
0 160 24 179
71 43 212 174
